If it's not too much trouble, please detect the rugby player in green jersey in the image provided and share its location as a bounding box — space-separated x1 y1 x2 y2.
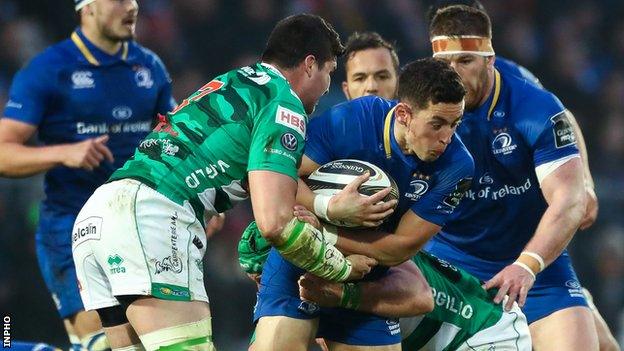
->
71 14 376 351
239 215 532 351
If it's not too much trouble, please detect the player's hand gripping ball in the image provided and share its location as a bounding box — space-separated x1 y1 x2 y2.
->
305 159 399 227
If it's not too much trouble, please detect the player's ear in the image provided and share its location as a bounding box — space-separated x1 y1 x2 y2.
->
341 81 351 100
395 102 411 126
486 55 495 68
303 55 316 78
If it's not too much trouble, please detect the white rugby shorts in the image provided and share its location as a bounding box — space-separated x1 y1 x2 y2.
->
72 179 208 311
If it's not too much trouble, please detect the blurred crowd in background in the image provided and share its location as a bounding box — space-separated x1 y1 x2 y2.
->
0 0 622 349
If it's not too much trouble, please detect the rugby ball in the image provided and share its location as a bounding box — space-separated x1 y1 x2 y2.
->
305 159 399 227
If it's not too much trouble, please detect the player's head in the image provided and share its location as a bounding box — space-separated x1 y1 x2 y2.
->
262 14 344 114
341 31 399 100
76 0 138 42
426 0 486 24
429 5 494 110
394 58 465 162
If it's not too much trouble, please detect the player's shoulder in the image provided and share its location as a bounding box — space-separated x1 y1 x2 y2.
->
129 41 166 67
322 95 394 122
504 71 564 122
22 39 76 71
495 56 542 87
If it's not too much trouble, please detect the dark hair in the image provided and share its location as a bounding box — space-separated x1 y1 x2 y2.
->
343 31 399 73
397 58 465 110
429 5 491 38
426 0 486 24
261 14 344 69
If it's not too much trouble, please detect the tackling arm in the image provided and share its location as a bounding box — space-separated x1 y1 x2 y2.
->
248 170 376 282
299 260 434 318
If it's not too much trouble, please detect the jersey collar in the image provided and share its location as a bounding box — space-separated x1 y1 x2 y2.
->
71 28 129 66
486 68 502 120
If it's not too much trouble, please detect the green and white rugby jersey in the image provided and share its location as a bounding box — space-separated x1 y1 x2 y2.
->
110 63 307 223
401 252 503 351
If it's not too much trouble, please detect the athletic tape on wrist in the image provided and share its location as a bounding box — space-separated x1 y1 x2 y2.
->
512 261 536 280
322 223 338 245
339 282 362 310
277 218 351 281
520 251 545 272
313 194 333 221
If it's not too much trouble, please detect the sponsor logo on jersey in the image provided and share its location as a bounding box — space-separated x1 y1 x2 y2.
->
385 319 401 335
107 254 126 274
464 178 532 201
5 100 22 109
134 66 154 89
479 172 494 184
76 121 152 135
565 279 584 298
297 300 319 315
551 112 576 148
441 177 472 210
492 132 517 155
184 160 231 189
280 132 298 151
239 66 271 85
493 110 506 118
72 216 102 248
275 106 306 137
71 70 95 89
405 174 430 201
112 105 133 120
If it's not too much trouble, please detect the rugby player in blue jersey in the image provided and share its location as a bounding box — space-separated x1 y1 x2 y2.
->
0 0 175 349
428 3 618 350
253 58 474 350
422 5 598 350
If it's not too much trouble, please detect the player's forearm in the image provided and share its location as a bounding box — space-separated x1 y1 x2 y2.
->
295 178 316 212
336 229 418 266
0 142 65 177
523 191 585 266
358 263 434 318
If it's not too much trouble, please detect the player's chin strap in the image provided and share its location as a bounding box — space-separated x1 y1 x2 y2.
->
276 218 352 282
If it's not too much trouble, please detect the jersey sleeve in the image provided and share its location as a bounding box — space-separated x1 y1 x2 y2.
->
152 54 177 114
247 100 307 180
520 90 579 167
410 142 475 226
3 58 54 125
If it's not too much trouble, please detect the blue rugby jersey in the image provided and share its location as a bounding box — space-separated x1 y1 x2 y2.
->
430 68 579 261
305 95 474 230
4 28 176 213
495 56 542 88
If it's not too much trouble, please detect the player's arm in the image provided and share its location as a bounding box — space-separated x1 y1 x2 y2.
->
0 118 113 177
248 98 376 282
332 211 441 266
485 158 586 310
299 259 434 318
565 110 598 229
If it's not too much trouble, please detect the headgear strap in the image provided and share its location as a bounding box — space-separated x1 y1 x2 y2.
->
431 35 495 57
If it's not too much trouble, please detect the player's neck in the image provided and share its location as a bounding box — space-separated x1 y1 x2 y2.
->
80 25 123 55
475 68 496 109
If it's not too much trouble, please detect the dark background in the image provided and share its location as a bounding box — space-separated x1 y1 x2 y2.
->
0 0 622 349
